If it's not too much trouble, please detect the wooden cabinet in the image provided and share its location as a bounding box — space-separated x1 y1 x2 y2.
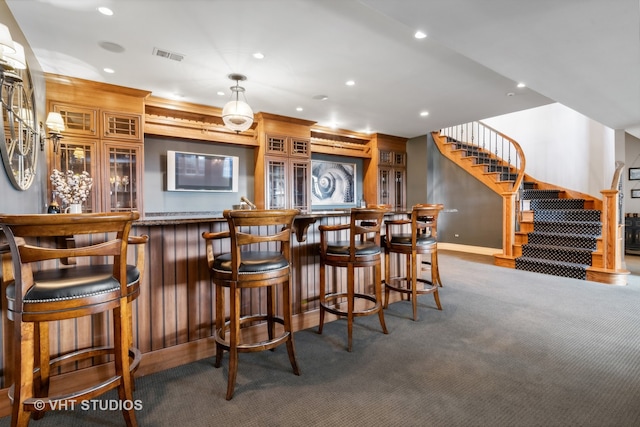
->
49 102 143 213
377 149 406 210
264 135 311 212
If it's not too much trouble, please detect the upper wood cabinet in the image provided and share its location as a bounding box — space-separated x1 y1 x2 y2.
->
103 110 142 142
52 103 98 138
46 74 150 213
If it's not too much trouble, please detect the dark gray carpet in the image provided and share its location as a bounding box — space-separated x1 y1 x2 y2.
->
2 250 639 427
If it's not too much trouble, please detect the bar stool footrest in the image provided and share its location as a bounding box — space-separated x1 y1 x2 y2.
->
320 292 382 317
386 276 438 295
214 314 290 352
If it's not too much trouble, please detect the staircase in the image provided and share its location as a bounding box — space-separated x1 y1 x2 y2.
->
516 188 600 280
432 124 627 285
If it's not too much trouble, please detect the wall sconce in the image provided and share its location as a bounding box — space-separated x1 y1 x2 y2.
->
221 73 254 133
44 112 65 153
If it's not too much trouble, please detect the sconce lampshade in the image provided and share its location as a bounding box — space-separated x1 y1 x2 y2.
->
5 41 26 69
221 74 254 133
46 112 65 133
0 24 16 54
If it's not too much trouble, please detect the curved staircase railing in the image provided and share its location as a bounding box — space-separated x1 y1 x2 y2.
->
438 121 526 257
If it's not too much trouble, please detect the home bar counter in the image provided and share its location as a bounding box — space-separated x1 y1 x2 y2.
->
0 210 410 414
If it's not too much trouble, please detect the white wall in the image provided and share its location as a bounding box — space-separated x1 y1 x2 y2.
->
483 103 615 199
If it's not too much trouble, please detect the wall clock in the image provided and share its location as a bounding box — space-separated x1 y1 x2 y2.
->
0 65 39 191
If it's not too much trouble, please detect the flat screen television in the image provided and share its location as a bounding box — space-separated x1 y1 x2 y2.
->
167 150 239 192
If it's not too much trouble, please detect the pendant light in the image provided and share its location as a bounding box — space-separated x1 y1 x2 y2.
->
222 73 254 133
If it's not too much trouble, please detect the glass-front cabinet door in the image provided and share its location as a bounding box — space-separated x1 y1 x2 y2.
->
290 159 310 213
104 142 142 212
54 139 99 212
266 156 287 210
265 156 311 213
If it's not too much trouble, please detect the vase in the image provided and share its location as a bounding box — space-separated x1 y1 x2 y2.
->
66 203 82 214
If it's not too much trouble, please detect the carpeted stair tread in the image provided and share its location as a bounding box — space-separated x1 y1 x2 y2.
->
515 257 588 280
521 243 593 265
532 220 601 236
522 189 561 199
530 199 585 209
526 231 598 250
534 209 601 222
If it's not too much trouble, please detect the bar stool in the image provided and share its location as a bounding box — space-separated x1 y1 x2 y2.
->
0 212 143 427
318 207 388 352
383 204 444 321
202 209 300 400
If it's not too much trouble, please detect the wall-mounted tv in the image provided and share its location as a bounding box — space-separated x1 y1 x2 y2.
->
167 150 239 192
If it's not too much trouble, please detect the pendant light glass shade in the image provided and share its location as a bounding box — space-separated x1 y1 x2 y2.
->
222 74 254 133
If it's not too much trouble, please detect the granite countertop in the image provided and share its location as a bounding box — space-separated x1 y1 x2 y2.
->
135 209 408 226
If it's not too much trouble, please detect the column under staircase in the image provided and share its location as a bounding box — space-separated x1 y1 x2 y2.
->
432 122 628 285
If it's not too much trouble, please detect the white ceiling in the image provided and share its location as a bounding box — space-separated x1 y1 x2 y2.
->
5 0 640 139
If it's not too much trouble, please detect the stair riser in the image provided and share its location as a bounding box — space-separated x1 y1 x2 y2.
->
521 246 592 265
533 223 601 236
526 233 597 250
515 259 587 280
534 211 601 222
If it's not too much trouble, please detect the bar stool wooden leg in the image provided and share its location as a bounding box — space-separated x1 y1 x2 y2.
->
411 252 419 321
318 262 326 334
226 286 241 400
346 264 355 352
384 249 391 309
32 322 49 421
214 283 225 369
283 278 300 375
13 321 35 427
114 303 137 427
375 262 388 334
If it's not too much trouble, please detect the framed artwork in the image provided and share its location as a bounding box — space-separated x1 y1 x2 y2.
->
311 160 356 205
632 189 640 198
629 168 640 180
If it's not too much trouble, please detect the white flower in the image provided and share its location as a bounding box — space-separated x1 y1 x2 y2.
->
50 169 93 205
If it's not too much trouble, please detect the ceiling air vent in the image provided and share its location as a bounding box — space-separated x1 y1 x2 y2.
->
152 47 184 62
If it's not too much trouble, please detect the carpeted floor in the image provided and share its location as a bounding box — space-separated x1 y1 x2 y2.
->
1 250 639 427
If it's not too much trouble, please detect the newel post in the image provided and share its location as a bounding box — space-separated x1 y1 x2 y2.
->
502 192 516 257
601 189 622 270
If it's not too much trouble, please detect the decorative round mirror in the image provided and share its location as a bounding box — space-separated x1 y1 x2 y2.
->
0 65 39 191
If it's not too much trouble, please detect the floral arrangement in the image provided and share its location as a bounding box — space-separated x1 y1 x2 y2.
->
50 169 93 205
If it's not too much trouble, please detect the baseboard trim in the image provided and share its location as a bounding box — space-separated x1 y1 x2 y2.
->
439 242 501 256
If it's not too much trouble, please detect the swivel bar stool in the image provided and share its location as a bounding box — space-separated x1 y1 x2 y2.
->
0 212 144 427
202 209 300 400
383 204 444 320
318 207 389 352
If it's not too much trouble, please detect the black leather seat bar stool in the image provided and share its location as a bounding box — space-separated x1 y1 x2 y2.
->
0 212 144 427
202 209 300 400
318 207 389 352
384 204 444 320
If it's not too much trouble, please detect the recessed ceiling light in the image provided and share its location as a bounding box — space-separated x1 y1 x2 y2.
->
420 111 429 117
517 82 526 88
312 95 329 101
103 67 114 74
345 80 355 86
506 92 515 97
252 52 264 59
414 31 427 39
217 91 225 96
296 107 303 112
98 7 113 16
